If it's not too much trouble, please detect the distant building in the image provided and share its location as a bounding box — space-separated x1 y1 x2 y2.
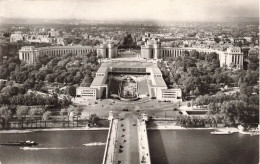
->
56 37 65 45
141 39 217 58
219 47 243 69
19 43 118 64
141 39 244 69
97 43 118 58
10 31 25 42
76 87 97 100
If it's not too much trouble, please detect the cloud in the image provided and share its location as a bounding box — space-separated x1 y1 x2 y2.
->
0 0 258 21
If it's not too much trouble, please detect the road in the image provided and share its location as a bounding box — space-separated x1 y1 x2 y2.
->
113 112 139 164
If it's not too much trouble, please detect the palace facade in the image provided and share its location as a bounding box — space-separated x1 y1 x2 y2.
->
76 60 182 102
19 43 118 64
141 40 244 69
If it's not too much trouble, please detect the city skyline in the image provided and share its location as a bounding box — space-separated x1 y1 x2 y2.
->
0 0 259 22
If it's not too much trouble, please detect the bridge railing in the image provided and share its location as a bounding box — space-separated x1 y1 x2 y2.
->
102 119 113 164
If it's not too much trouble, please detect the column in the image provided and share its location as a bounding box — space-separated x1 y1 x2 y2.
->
106 86 108 98
241 55 243 68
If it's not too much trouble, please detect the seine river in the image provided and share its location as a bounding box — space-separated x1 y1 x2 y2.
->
0 130 108 164
148 130 259 164
0 130 258 164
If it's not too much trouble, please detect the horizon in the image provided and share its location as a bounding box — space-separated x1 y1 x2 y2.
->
0 0 259 23
0 17 259 25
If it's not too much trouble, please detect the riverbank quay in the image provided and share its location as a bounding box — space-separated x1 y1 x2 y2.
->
146 119 240 133
0 127 109 133
0 118 109 130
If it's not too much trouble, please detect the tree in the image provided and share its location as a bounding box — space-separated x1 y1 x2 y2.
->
45 74 55 83
16 106 29 120
42 111 52 121
240 83 253 96
249 94 259 106
65 85 76 97
214 38 221 43
98 55 103 65
190 50 199 59
90 113 99 125
1 86 19 96
188 67 200 77
218 100 258 126
230 62 236 69
194 87 200 96
0 106 12 128
73 106 82 116
28 108 45 120
66 75 74 84
238 77 243 87
173 73 181 84
0 94 8 105
60 108 68 118
239 94 249 104
81 75 92 87
189 90 194 96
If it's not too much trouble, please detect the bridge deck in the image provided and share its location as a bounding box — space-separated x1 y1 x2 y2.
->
103 113 151 164
113 113 139 164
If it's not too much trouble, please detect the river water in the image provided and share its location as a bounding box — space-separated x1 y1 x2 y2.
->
0 129 258 164
148 130 259 164
0 130 108 164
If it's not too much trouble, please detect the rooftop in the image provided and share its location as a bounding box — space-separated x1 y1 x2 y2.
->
153 76 167 87
90 75 106 86
97 67 108 74
37 45 97 50
101 60 156 68
151 67 162 74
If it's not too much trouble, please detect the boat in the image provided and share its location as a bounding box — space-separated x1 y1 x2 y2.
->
238 124 259 135
250 132 259 136
210 131 234 135
0 140 38 146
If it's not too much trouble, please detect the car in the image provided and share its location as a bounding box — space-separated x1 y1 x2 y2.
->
132 123 136 126
122 109 128 111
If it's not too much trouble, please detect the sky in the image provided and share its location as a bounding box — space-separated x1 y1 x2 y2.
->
0 0 259 22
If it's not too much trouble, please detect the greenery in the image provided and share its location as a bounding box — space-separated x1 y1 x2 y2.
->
193 91 259 126
0 46 101 128
0 106 12 128
159 49 259 127
0 50 99 87
89 113 99 126
158 50 259 100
